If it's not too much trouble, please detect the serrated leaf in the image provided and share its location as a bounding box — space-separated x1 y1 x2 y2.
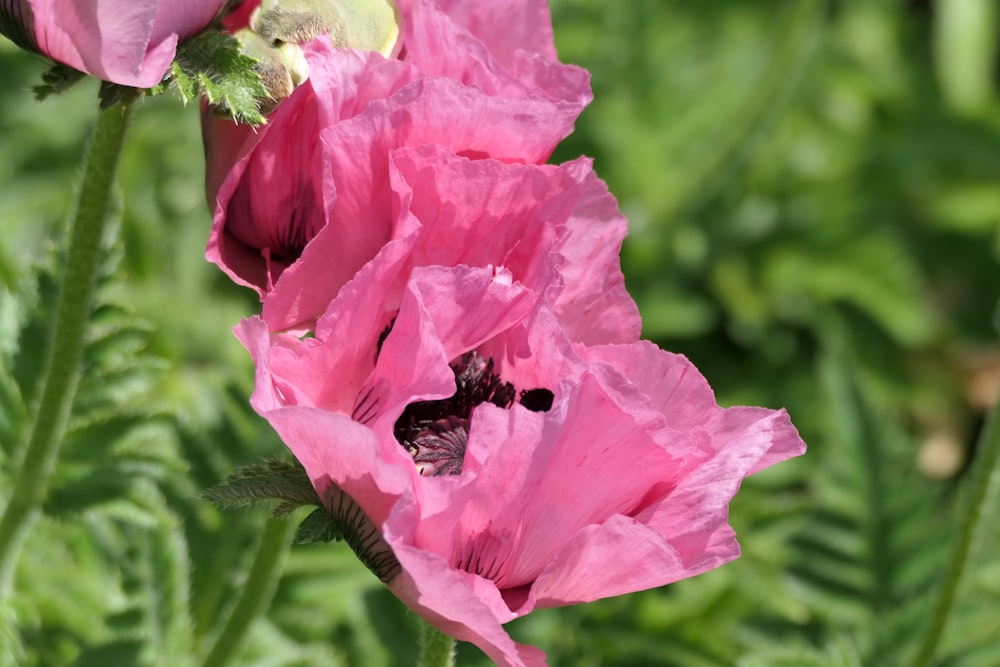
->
168 61 199 106
203 457 320 513
169 31 270 126
294 507 344 544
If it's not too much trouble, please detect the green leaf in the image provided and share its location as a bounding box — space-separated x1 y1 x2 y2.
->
203 458 321 515
933 0 998 115
169 31 270 126
294 507 343 544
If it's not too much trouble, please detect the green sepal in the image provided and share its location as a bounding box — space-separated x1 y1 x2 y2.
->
33 64 86 102
97 82 145 110
168 31 271 126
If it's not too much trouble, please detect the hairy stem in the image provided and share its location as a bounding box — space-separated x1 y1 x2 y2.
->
198 516 296 667
910 396 1000 666
0 101 132 596
418 620 456 667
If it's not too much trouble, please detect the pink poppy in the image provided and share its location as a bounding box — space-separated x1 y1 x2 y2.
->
237 260 806 666
203 0 591 330
0 0 228 87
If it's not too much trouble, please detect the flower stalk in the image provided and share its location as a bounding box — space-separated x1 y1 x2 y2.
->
418 619 456 667
0 100 132 597
198 515 296 667
909 395 1000 667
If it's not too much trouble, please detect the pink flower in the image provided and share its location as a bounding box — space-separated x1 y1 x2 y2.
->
237 257 806 666
0 0 228 87
203 1 591 330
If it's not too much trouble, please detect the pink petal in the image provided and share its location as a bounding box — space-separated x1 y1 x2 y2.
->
238 234 418 415
387 144 574 292
388 145 639 345
412 371 681 590
262 74 583 331
553 167 642 344
234 316 303 412
578 341 720 432
385 498 549 667
526 514 690 610
400 0 590 106
428 0 559 66
581 342 806 472
263 406 410 527
148 0 225 43
636 409 804 571
205 76 326 296
31 0 161 86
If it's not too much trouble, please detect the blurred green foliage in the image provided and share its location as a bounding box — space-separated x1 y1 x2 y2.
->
1 0 999 665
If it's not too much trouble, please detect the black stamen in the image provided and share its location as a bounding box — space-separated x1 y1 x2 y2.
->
394 351 552 477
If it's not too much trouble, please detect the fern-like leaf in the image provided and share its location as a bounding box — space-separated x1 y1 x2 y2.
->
294 506 344 544
203 458 321 515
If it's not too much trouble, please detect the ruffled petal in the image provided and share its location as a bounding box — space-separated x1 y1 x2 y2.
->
526 514 689 610
427 0 559 66
400 0 590 107
263 405 410 527
554 168 641 344
238 233 418 414
262 73 582 331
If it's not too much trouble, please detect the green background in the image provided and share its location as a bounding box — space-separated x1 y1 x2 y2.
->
1 0 999 665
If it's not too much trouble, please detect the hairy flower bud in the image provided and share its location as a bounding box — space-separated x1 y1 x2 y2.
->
232 28 310 112
250 0 400 56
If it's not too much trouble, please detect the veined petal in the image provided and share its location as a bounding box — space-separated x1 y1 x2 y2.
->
386 510 548 667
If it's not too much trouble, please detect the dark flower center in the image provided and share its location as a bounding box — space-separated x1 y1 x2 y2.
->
393 351 553 476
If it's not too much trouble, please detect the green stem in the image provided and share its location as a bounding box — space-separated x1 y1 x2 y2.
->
0 101 132 597
418 620 456 667
198 516 296 667
910 396 1000 667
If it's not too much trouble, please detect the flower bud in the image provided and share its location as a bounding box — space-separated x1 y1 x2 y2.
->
249 0 400 56
232 27 310 112
0 0 230 87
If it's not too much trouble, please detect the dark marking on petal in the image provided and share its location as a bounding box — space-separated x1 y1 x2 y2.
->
519 388 554 412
